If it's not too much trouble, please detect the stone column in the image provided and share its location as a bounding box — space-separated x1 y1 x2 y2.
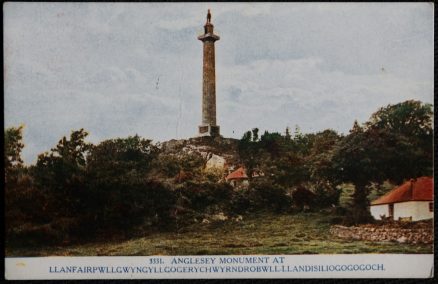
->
198 12 220 137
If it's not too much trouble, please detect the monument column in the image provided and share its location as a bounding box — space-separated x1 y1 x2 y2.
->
198 9 220 137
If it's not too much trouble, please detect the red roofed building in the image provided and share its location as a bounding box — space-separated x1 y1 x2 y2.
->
225 167 263 188
370 177 433 221
225 167 249 188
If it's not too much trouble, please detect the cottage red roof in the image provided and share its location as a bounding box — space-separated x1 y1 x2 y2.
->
225 167 248 180
371 177 433 205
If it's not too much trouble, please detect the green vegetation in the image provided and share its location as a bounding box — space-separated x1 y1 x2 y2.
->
4 100 433 254
6 212 431 257
238 100 433 224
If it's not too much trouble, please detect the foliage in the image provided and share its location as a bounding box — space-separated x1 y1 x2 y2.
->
203 167 225 183
245 180 291 213
365 100 433 184
332 100 433 224
5 173 49 238
238 128 340 198
177 181 233 213
259 131 285 158
307 129 342 184
154 151 205 181
32 129 92 217
291 186 315 210
366 100 432 138
5 100 434 247
271 151 309 188
4 126 25 184
87 135 159 181
85 135 172 234
154 154 180 177
312 181 341 208
86 178 175 234
238 130 260 180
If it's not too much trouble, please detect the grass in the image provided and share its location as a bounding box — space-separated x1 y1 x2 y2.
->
6 212 432 256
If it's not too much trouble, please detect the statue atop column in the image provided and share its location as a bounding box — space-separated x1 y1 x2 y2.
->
207 9 211 24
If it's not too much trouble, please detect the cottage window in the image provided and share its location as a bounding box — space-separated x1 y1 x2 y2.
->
429 202 433 212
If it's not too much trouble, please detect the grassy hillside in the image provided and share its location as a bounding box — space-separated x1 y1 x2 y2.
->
7 212 431 256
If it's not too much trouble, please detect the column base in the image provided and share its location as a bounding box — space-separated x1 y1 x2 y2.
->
198 125 220 137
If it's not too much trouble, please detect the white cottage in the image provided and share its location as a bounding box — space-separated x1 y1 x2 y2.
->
370 177 433 221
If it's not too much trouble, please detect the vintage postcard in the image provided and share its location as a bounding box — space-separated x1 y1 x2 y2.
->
4 2 434 279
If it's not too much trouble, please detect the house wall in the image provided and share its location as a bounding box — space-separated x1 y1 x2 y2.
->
370 204 389 220
394 201 433 221
229 179 249 189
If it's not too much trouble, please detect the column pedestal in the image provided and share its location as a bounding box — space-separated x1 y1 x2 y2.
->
198 125 220 137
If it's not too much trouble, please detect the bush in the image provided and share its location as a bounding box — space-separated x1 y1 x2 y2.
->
203 167 225 183
229 189 252 214
246 180 291 213
177 181 233 213
7 223 63 247
85 178 176 234
313 183 341 208
5 173 50 241
291 186 315 210
153 152 205 181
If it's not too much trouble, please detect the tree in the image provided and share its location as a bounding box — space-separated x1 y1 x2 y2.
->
366 100 432 139
271 151 309 188
306 129 343 207
252 128 259 142
331 123 378 224
4 126 25 184
259 131 284 158
85 136 173 233
33 129 92 216
260 130 311 188
238 131 260 180
239 129 312 188
332 100 433 224
86 135 159 183
285 127 291 141
365 100 433 184
4 126 43 241
307 129 342 184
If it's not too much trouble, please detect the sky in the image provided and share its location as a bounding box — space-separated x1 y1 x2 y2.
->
4 2 434 164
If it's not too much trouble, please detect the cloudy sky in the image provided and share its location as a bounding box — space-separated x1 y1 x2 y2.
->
4 2 434 164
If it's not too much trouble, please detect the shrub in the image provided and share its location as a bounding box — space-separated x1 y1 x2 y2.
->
7 223 63 247
229 189 252 214
177 181 233 213
246 180 291 213
313 182 341 208
291 186 316 210
85 178 176 234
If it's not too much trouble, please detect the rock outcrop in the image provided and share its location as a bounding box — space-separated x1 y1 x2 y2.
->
161 136 240 170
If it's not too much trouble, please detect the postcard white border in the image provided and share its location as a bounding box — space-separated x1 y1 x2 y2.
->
5 254 434 279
